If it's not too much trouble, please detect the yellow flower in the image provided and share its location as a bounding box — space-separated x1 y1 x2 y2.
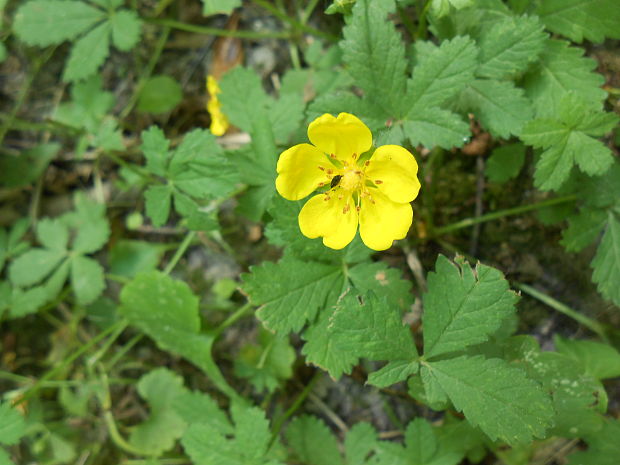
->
275 113 421 251
206 75 229 136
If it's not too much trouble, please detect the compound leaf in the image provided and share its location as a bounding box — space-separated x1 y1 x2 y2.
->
0 402 26 446
591 212 620 306
70 255 105 305
63 21 111 82
109 9 141 51
286 415 343 465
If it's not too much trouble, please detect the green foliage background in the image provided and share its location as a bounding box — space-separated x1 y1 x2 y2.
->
1 0 620 464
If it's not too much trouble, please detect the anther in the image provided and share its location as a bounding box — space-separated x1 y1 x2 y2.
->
326 169 333 175
324 195 330 201
375 179 383 184
330 153 336 158
318 166 325 171
352 153 357 159
364 161 370 166
356 206 361 212
318 182 325 186
342 205 350 214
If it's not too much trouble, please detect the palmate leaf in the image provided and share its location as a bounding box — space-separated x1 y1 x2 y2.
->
536 0 620 43
341 0 407 115
422 256 518 359
421 355 554 445
63 21 110 82
285 416 343 465
523 39 606 118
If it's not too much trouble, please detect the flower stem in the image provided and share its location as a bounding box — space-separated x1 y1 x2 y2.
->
145 17 291 39
514 282 609 342
212 303 253 337
432 195 576 236
163 230 196 275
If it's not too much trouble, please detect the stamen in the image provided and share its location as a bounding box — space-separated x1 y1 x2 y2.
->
318 182 325 186
364 161 370 166
330 153 336 159
375 179 383 184
356 206 361 212
342 204 350 214
352 153 357 159
318 166 325 171
326 169 333 175
324 195 331 201
338 194 343 200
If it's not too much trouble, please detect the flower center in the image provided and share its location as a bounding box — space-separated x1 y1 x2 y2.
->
339 168 363 191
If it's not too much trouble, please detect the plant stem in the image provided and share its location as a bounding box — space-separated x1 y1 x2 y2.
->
212 303 253 337
15 320 128 405
301 0 321 24
432 195 576 236
163 230 196 275
104 411 153 457
252 0 339 41
514 282 609 342
145 17 291 39
414 0 432 40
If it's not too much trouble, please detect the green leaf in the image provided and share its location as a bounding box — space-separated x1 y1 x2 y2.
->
567 419 620 465
9 249 66 287
367 360 419 388
344 422 378 465
13 0 105 46
0 143 60 188
347 262 413 310
130 368 187 455
109 240 164 278
202 0 241 15
591 212 620 306
242 256 344 333
0 43 6 63
431 0 474 18
234 329 295 393
423 256 519 359
109 9 140 51
70 255 105 305
536 0 620 43
0 402 26 446
62 192 110 254
422 355 554 444
485 143 526 183
286 415 343 465
402 107 470 149
144 185 172 227
561 208 607 252
172 391 233 435
459 79 533 138
341 0 407 115
36 219 69 251
554 335 620 380
523 39 606 118
219 67 269 133
141 126 170 176
477 15 547 79
0 448 14 465
63 21 111 82
181 403 280 465
137 75 183 114
407 36 478 113
268 93 305 145
329 293 417 364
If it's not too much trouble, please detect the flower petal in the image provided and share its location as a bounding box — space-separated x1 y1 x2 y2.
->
276 144 332 200
299 192 358 250
365 145 421 203
308 113 372 162
359 190 412 251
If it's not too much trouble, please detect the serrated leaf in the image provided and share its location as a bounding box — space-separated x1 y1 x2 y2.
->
591 212 620 306
536 0 620 43
477 15 547 79
13 0 105 46
181 404 279 465
286 415 343 465
109 9 140 51
9 249 66 287
367 360 419 388
403 107 470 149
268 93 305 145
485 143 526 183
523 39 606 118
554 335 620 380
431 0 474 18
61 193 110 254
348 262 413 311
423 355 554 444
330 293 418 361
423 256 518 359
70 255 105 305
0 402 26 446
144 185 172 227
63 21 111 82
341 0 407 115
130 368 187 455
344 422 377 465
407 36 478 113
202 0 241 15
460 79 532 138
37 219 69 251
0 143 60 188
109 240 164 278
242 256 344 333
219 67 269 133
172 391 233 435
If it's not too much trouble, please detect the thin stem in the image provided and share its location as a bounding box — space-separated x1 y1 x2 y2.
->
104 411 153 457
414 0 432 41
120 26 171 119
269 371 322 446
432 195 576 236
105 334 143 370
514 282 609 342
15 320 128 405
252 0 339 41
163 230 196 275
145 17 291 39
301 0 321 24
102 151 156 183
212 303 253 337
